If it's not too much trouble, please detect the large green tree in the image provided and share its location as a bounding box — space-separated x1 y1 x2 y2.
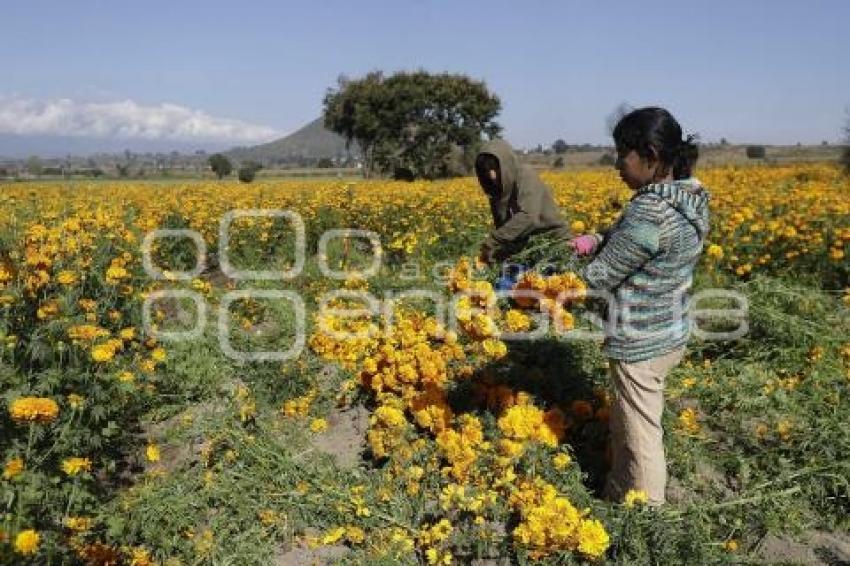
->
323 70 502 179
208 154 233 179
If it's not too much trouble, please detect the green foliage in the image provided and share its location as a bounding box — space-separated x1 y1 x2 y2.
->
322 70 502 179
25 156 43 177
208 153 233 179
598 153 616 166
237 160 262 183
746 145 766 159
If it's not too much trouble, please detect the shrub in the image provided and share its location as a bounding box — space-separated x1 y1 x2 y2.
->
238 161 263 183
746 145 766 159
598 153 615 166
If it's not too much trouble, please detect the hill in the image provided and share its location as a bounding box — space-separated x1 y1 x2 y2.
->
226 118 356 165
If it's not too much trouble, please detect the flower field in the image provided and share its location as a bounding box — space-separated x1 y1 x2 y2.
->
1 164 849 564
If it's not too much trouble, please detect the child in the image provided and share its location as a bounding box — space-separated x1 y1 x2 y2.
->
570 107 710 505
475 139 571 290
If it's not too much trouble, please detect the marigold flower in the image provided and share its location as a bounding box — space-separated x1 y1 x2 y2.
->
91 343 116 362
624 489 648 507
61 457 92 476
577 518 610 559
14 529 39 555
145 443 161 463
9 397 59 424
4 457 24 479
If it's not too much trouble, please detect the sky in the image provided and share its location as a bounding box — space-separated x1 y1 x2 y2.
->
1 0 849 157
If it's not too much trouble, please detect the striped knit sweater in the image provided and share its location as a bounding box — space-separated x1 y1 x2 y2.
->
580 178 710 362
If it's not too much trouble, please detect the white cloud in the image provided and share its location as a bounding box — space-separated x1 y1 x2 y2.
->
0 96 280 143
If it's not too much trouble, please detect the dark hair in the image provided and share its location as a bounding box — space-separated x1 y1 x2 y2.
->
475 153 500 175
612 107 698 180
475 153 501 195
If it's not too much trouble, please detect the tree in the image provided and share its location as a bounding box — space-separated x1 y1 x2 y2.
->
209 154 233 179
237 161 262 183
746 145 766 159
553 156 565 168
316 157 334 169
598 153 616 166
323 70 502 179
25 156 43 177
552 139 569 154
842 117 850 173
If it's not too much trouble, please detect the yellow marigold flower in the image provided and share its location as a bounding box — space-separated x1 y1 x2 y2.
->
776 419 793 441
706 244 724 260
310 418 328 433
67 393 85 409
504 309 532 332
257 509 281 526
9 397 59 424
64 516 93 532
151 347 167 362
577 518 610 559
105 265 129 284
570 219 586 233
677 407 700 434
145 443 161 463
481 338 507 359
624 489 648 507
36 300 59 320
61 457 92 476
68 324 110 342
345 525 365 544
552 452 571 470
725 539 739 552
4 457 24 479
57 270 78 285
14 529 39 555
128 546 155 566
373 404 407 428
322 526 346 545
119 327 136 340
118 371 135 383
91 343 116 363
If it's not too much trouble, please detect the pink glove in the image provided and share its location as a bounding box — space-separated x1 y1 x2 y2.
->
570 235 598 256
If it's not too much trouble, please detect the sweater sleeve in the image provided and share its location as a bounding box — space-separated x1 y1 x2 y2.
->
580 195 662 291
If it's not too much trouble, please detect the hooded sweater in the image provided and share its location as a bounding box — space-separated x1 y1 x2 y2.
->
580 178 711 362
477 140 571 262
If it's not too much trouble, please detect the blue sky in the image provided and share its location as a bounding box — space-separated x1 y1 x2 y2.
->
2 0 849 155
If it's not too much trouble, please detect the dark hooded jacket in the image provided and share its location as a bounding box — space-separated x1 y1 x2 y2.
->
476 139 571 262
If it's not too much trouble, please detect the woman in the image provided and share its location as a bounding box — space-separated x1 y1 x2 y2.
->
571 107 710 505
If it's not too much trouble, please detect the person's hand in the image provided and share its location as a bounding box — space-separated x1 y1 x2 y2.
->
569 235 598 257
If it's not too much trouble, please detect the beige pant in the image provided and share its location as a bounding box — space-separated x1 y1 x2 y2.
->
604 346 686 506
